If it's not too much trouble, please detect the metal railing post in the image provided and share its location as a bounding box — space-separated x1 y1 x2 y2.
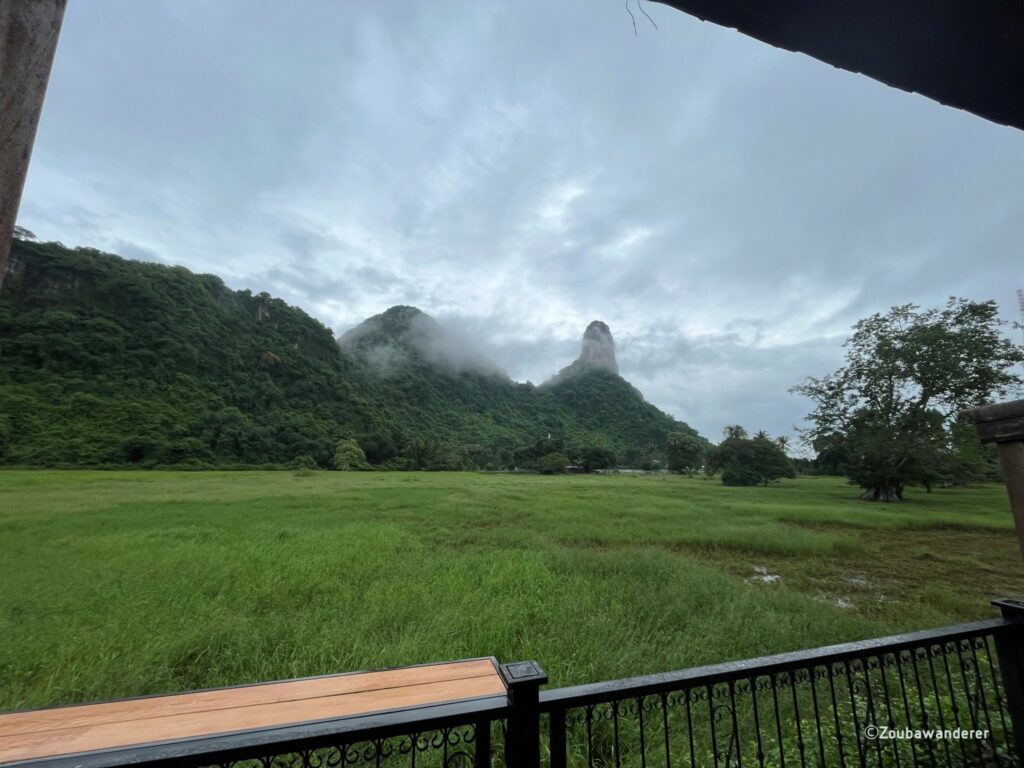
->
474 718 492 768
549 708 566 768
992 599 1024 765
500 660 548 768
960 399 1024 561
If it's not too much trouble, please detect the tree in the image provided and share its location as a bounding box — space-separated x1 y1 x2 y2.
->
837 408 947 497
943 423 1001 485
723 425 748 440
356 428 402 465
706 429 795 487
534 434 566 457
639 442 662 471
405 437 437 470
333 438 370 470
750 433 797 486
706 436 752 485
811 432 850 475
425 442 465 471
721 463 762 487
666 432 703 474
775 435 791 453
463 444 490 470
512 445 537 470
537 452 569 474
793 299 1023 501
574 446 616 473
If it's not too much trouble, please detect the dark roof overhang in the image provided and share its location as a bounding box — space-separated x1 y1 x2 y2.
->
654 0 1024 131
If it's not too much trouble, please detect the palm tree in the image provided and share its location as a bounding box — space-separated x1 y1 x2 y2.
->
723 425 748 440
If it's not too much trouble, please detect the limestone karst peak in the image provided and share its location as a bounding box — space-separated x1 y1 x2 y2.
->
546 320 619 384
577 320 618 375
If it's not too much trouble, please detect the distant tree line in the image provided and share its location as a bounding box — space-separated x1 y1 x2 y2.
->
328 432 618 474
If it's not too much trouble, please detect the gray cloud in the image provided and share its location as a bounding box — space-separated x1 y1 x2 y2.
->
18 0 1024 440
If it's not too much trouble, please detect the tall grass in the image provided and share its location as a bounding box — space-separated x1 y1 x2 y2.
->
0 471 1019 711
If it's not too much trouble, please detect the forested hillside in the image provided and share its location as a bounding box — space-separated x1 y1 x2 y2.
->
339 305 706 468
0 240 704 469
0 239 374 467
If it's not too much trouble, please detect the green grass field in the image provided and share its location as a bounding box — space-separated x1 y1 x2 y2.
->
1 471 1021 713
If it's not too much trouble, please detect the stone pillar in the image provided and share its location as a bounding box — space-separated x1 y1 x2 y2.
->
960 399 1024 560
0 0 67 290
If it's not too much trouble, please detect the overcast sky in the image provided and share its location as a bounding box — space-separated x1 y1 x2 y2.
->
19 1 1024 441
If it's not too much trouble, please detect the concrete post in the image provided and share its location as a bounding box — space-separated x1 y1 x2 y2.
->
960 399 1024 561
0 0 67 290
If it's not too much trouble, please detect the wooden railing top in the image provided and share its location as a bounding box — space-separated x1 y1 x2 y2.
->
0 659 505 766
960 398 1024 443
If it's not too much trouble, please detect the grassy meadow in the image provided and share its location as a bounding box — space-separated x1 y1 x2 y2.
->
0 470 1021 713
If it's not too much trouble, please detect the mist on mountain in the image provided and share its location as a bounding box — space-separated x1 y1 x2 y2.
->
339 305 508 378
0 239 705 469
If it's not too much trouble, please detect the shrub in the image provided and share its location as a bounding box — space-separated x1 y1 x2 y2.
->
537 452 569 474
574 446 616 473
288 454 318 471
333 439 370 471
722 465 761 486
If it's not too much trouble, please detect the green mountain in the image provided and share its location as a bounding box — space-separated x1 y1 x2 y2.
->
0 239 372 467
340 305 507 378
0 239 705 469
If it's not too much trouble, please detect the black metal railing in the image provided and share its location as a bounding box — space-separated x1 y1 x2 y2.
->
539 602 1024 768
194 721 499 768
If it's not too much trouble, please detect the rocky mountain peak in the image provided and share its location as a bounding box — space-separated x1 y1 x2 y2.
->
578 320 618 374
546 320 619 385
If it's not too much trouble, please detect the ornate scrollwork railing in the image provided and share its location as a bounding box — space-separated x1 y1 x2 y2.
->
541 614 1024 768
205 724 488 768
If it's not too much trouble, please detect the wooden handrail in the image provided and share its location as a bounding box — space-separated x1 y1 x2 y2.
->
960 398 1024 561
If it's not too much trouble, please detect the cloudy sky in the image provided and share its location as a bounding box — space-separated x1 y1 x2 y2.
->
19 0 1024 441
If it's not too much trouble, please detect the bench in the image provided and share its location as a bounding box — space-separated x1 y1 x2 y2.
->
0 658 510 767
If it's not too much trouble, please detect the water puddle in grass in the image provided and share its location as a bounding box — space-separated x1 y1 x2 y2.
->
815 593 854 609
747 565 781 584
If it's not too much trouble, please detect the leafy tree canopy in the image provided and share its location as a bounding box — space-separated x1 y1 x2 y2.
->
333 438 370 471
707 430 795 487
666 432 704 474
793 299 1023 500
537 452 569 474
573 446 617 473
